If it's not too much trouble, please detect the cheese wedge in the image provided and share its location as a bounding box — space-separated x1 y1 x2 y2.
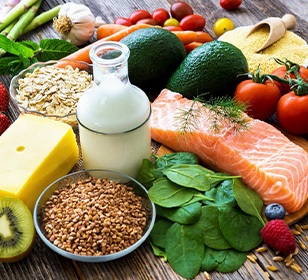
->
0 114 79 212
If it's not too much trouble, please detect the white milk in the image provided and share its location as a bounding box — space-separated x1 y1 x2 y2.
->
76 42 151 178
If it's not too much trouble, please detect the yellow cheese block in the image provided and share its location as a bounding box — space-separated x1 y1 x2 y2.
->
0 114 79 212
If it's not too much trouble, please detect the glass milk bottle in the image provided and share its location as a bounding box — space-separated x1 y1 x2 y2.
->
76 41 151 178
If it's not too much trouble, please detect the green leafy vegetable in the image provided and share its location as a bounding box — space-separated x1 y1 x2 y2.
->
165 222 204 279
232 178 265 225
0 35 79 75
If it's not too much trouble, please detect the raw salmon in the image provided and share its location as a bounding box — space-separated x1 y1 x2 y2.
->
150 89 308 213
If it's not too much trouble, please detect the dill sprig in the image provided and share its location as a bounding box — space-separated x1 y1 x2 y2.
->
175 95 250 134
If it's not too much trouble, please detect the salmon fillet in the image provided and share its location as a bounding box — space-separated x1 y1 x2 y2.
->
150 89 308 213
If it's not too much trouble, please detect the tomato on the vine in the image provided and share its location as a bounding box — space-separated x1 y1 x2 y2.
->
276 92 308 135
220 0 242 10
170 1 194 21
129 10 152 24
152 8 170 26
180 14 206 31
234 79 281 120
271 65 308 94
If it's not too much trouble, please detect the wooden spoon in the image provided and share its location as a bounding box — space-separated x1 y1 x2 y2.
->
246 14 296 52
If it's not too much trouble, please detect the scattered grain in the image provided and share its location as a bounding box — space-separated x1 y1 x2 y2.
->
295 224 304 233
267 265 278 272
290 263 303 274
247 254 257 263
203 271 211 280
291 229 301 235
256 246 268 253
272 256 284 262
298 240 307 250
300 224 308 230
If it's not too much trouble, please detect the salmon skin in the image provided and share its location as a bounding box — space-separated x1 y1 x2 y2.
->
150 89 308 213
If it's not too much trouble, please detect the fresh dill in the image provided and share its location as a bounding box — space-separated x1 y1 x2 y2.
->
174 95 250 134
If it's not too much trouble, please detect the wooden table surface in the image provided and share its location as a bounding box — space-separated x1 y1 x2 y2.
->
1 0 308 279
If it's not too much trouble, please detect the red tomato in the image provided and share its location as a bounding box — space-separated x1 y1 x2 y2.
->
152 8 170 26
114 17 132 26
234 79 281 120
220 0 242 10
136 18 158 25
170 1 194 21
276 92 308 134
271 65 308 94
180 14 206 31
129 10 152 24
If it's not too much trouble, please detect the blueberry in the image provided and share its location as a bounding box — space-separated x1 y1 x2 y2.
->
264 203 286 220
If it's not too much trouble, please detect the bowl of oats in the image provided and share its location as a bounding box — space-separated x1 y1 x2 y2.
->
33 169 156 262
9 60 94 127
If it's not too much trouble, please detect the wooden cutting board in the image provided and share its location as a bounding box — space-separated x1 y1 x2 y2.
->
156 128 308 226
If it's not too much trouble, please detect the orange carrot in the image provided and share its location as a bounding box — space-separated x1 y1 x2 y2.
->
195 31 213 43
172 30 199 45
184 42 203 53
96 24 128 40
56 23 154 69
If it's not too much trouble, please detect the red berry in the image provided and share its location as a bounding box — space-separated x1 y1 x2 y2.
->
0 82 9 112
260 219 296 255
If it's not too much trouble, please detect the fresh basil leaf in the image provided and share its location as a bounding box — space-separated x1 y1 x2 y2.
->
37 38 79 61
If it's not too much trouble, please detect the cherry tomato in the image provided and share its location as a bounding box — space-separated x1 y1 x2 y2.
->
170 1 194 21
163 18 180 27
213 18 235 37
136 18 158 25
129 10 152 24
234 79 281 120
114 17 132 26
220 0 242 10
276 92 308 134
163 25 183 31
152 8 170 26
180 14 206 31
271 65 308 94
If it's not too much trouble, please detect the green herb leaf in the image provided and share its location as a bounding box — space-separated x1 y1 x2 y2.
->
0 34 34 58
165 222 204 279
37 39 79 61
20 40 40 52
149 218 173 249
148 177 196 208
135 159 156 189
150 241 168 262
232 178 265 225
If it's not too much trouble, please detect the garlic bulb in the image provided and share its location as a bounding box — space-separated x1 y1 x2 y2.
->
53 3 96 46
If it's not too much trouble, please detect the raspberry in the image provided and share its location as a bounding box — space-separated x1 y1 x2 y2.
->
260 219 296 255
0 82 9 112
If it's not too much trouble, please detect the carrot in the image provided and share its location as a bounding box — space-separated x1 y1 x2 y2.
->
96 24 128 40
195 31 213 43
172 30 199 45
184 42 203 53
56 23 154 69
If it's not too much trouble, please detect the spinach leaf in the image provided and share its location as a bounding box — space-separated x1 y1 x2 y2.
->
219 206 263 252
154 152 200 170
149 218 173 249
148 177 196 207
201 246 226 272
232 179 265 225
150 241 168 262
163 164 212 191
165 222 204 279
197 205 231 250
161 202 202 225
201 247 246 273
136 159 156 189
205 179 237 207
